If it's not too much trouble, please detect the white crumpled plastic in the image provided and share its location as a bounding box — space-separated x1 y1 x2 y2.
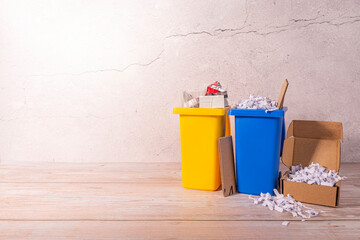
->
249 189 319 219
236 95 278 111
287 163 345 187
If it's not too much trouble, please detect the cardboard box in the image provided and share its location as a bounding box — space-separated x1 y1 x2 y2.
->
199 95 227 108
280 120 343 207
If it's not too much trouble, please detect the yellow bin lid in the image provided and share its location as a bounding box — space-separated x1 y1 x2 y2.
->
173 107 225 116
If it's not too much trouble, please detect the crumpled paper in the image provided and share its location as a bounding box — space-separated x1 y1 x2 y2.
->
183 91 199 108
249 189 319 219
236 95 278 111
287 163 345 187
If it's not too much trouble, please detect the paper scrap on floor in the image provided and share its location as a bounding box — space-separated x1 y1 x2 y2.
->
249 189 319 219
282 221 290 226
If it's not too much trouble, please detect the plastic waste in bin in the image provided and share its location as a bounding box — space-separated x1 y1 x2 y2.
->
173 107 227 191
228 108 286 195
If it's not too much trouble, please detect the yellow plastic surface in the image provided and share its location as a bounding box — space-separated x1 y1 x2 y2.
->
173 107 225 190
173 107 225 116
225 107 231 137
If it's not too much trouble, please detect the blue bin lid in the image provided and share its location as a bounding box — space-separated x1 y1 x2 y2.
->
228 107 287 118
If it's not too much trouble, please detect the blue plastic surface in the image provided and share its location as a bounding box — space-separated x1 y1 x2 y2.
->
228 108 286 195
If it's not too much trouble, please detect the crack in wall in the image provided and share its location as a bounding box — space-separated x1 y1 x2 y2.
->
163 15 360 38
216 16 360 37
27 14 360 77
30 49 165 77
166 31 213 39
213 0 249 34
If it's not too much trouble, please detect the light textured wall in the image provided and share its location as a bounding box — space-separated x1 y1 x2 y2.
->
0 0 359 163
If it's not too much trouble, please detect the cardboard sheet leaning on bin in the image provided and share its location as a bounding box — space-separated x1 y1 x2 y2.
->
280 120 343 207
218 107 235 197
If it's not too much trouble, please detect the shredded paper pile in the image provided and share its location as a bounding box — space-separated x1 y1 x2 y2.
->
249 189 319 219
237 95 278 111
287 163 345 187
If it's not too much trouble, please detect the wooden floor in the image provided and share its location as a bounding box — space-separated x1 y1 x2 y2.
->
0 162 359 239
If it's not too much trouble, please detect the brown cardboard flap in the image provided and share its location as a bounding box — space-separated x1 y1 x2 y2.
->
282 179 339 207
282 137 340 171
279 172 289 194
218 136 236 197
281 138 294 168
293 138 341 171
287 120 343 141
335 181 341 206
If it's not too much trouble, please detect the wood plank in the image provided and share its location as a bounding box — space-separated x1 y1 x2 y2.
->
0 182 359 221
0 162 358 239
0 162 182 183
0 162 356 183
0 220 359 240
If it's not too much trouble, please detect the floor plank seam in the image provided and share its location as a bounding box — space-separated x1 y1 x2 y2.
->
0 219 359 222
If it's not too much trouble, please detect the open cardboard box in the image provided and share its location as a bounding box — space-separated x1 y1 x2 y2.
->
280 120 343 207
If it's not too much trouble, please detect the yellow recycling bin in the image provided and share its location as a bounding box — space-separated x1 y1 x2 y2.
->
173 107 229 191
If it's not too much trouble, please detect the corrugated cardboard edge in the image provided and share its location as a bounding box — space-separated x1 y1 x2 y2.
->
287 120 343 141
281 138 294 169
335 180 341 206
280 172 340 207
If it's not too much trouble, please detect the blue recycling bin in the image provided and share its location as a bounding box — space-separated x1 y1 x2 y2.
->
228 108 286 195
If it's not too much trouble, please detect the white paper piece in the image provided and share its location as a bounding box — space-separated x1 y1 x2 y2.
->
287 163 345 187
249 189 319 219
236 95 278 111
282 221 290 226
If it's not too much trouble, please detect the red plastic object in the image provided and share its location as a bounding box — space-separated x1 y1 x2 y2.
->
206 81 224 95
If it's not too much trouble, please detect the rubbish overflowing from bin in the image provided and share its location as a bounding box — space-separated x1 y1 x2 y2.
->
174 81 232 191
182 81 229 108
287 163 345 187
249 189 319 219
225 80 289 195
236 95 278 111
